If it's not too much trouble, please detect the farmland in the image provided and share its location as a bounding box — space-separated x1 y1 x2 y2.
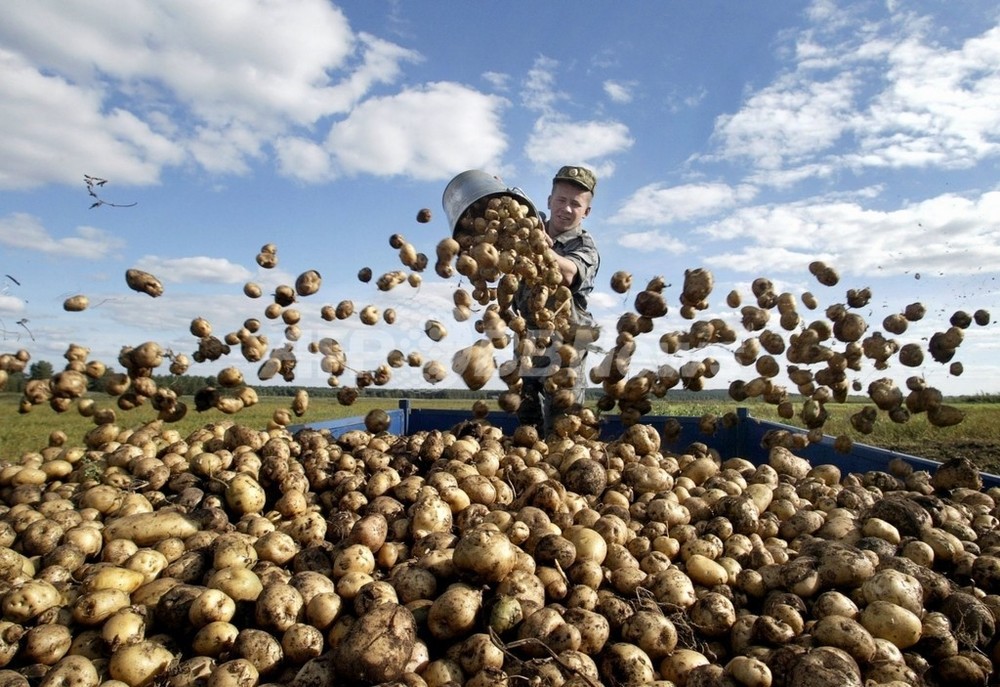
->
3 392 998 474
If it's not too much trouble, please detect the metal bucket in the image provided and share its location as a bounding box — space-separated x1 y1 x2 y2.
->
441 170 539 238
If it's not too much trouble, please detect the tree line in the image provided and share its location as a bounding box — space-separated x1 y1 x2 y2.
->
7 360 995 404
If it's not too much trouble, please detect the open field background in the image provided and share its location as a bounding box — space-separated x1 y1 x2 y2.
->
3 393 998 474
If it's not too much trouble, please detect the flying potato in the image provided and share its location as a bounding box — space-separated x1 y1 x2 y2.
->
125 269 163 298
63 295 89 312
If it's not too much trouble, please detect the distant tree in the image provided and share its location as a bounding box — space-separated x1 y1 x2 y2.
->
28 361 53 380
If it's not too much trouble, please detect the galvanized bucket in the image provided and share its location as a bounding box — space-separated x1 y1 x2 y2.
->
441 170 539 238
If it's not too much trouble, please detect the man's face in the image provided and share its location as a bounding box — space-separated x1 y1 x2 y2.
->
547 181 592 235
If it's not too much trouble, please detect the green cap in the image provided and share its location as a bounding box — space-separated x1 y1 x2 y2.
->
553 165 597 194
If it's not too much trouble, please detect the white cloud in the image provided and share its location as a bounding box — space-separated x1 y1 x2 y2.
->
134 256 254 284
0 49 183 189
323 83 509 180
0 295 26 315
712 72 857 170
708 14 1000 185
853 26 1000 170
609 183 758 225
274 137 333 183
698 190 1000 277
522 56 564 114
525 116 634 171
603 80 634 104
482 71 510 91
588 291 621 310
0 213 124 259
616 230 687 255
0 0 421 188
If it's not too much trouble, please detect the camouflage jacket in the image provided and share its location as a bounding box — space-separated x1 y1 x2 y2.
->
514 224 600 336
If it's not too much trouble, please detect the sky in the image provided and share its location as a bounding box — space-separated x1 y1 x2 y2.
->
1 0 999 405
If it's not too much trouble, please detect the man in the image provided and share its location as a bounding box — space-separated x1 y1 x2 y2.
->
514 165 600 434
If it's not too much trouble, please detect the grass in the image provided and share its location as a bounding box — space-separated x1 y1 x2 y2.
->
2 392 998 465
648 399 1000 444
0 394 461 460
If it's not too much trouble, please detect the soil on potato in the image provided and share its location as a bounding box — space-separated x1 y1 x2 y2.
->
878 439 1000 476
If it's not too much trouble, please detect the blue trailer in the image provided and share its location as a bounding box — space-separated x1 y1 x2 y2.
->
298 400 1000 490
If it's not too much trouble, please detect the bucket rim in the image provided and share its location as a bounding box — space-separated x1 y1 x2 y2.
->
442 169 540 238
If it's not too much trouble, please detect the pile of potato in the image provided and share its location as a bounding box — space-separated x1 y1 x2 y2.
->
0 409 996 687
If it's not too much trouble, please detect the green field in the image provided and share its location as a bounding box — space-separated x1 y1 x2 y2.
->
3 392 998 471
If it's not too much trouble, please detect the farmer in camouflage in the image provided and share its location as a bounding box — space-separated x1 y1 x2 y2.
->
515 165 600 435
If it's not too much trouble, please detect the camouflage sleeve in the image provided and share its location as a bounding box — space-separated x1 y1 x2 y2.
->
560 233 600 292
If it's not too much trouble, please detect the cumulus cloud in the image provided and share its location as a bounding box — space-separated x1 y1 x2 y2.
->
522 56 564 114
0 49 183 188
0 295 26 315
698 190 1000 276
603 80 634 104
482 71 510 91
133 256 254 284
0 213 124 259
0 0 422 188
609 183 758 225
274 137 333 183
519 56 634 174
708 13 1000 186
712 72 857 170
526 117 634 171
617 230 687 255
853 26 1000 170
588 291 621 310
323 83 509 180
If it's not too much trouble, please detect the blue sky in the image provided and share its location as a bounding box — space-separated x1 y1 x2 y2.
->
1 0 998 400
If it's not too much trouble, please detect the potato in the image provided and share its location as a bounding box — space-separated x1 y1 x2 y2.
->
685 553 728 587
192 621 239 657
102 607 147 650
811 615 876 663
63 295 89 312
108 640 176 687
39 655 99 687
563 526 608 565
452 525 517 584
254 531 299 565
645 567 695 609
610 271 633 293
231 629 282 676
213 533 258 570
334 603 416 684
689 592 736 638
81 565 146 594
21 623 72 665
860 569 923 614
206 658 258 687
725 656 772 687
451 340 496 391
189 588 237 627
294 270 322 297
225 473 266 515
125 269 164 298
620 610 677 660
860 600 922 649
427 583 482 640
3 579 62 622
164 657 214 687
72 588 131 625
280 623 324 665
208 567 263 603
253 583 303 632
600 642 656 686
103 512 201 546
